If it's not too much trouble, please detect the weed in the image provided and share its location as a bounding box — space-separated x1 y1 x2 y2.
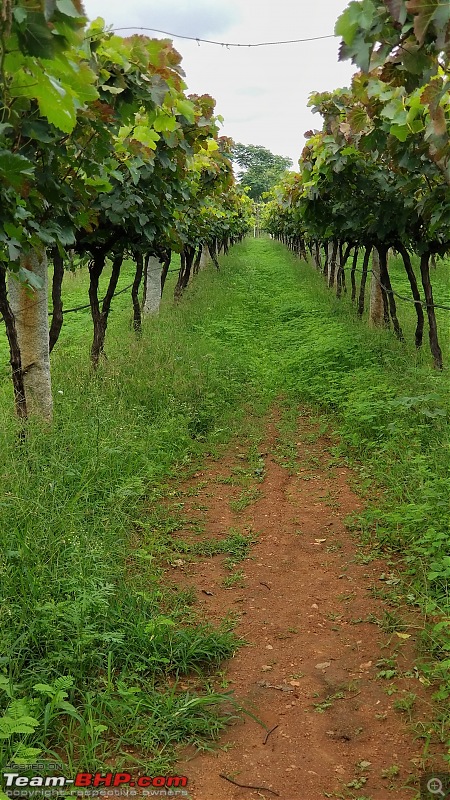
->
327 612 343 622
346 777 368 790
352 550 379 565
229 487 261 512
222 571 246 589
379 611 406 634
394 692 417 720
174 529 256 564
313 691 345 713
382 764 400 780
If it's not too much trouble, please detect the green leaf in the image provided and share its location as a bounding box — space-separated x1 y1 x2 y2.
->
38 90 76 133
176 99 196 124
101 85 124 95
0 151 34 190
0 123 13 137
132 126 160 149
22 120 55 143
13 7 28 24
8 239 21 261
335 3 360 44
18 267 44 291
55 0 84 18
33 683 54 693
10 65 78 133
153 112 178 133
48 59 99 104
17 12 55 59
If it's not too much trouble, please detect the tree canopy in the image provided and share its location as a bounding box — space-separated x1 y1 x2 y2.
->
232 142 293 201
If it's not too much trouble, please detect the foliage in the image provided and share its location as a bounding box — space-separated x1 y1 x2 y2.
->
262 0 450 368
0 1 252 412
232 142 293 201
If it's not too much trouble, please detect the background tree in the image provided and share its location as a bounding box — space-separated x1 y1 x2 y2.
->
232 142 293 201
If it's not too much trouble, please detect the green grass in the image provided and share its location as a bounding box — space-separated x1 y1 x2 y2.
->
0 237 449 770
174 529 256 561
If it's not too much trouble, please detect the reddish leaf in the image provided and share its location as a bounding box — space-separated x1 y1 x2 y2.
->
431 107 447 137
384 0 407 25
406 0 437 44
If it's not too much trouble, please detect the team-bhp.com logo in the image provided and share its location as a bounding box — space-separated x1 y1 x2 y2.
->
2 771 188 796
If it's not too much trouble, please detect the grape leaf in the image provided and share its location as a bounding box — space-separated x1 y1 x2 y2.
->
16 12 55 59
55 0 85 19
384 0 407 24
0 151 34 189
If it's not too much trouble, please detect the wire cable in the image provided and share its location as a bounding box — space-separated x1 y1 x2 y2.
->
284 242 450 311
90 26 337 47
349 265 450 311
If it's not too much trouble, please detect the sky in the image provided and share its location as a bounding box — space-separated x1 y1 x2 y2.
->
83 0 356 168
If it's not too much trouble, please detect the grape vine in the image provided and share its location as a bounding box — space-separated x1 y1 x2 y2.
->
263 0 449 369
0 2 252 421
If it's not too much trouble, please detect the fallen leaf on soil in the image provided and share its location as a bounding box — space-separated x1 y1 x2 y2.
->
359 661 373 671
289 680 301 687
314 538 327 543
261 665 273 672
315 662 331 670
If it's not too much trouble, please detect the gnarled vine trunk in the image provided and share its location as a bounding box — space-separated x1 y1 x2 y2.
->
357 245 371 317
0 266 27 420
89 252 123 369
378 245 404 340
49 247 64 353
336 242 346 298
131 253 144 333
8 249 52 422
396 243 424 348
369 248 383 327
322 242 329 281
160 252 171 297
208 240 220 270
351 247 359 302
420 252 443 370
174 246 195 300
313 241 321 270
328 240 338 288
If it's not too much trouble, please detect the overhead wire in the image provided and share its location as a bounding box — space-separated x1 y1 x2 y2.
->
88 26 337 47
348 264 450 311
0 266 183 324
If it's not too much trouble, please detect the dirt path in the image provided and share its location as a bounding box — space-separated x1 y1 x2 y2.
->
171 410 443 800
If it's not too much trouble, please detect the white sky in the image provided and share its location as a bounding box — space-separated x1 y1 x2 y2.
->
83 0 356 167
